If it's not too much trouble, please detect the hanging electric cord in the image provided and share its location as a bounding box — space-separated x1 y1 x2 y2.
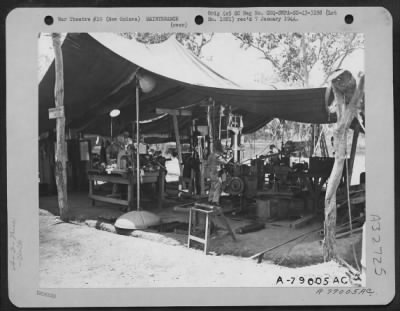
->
345 152 362 273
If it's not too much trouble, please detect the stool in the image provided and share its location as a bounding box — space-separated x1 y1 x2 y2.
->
187 203 236 254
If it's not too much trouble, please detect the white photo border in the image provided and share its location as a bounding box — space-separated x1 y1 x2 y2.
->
6 7 395 307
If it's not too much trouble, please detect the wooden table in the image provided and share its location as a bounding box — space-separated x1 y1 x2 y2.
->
291 172 329 211
88 169 165 209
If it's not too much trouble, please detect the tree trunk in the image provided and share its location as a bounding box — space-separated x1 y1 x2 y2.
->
323 72 364 261
52 33 69 221
323 125 348 260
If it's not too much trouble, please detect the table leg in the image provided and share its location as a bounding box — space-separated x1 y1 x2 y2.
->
204 213 210 254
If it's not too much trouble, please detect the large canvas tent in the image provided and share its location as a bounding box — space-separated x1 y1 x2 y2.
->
39 33 336 140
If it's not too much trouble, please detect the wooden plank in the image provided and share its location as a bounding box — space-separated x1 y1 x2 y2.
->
88 173 158 184
188 235 206 244
194 202 214 210
89 194 128 206
215 213 237 241
48 106 65 119
88 174 129 184
155 108 192 116
336 226 363 239
289 214 315 229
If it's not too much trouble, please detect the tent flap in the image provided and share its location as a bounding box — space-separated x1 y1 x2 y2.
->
39 33 336 139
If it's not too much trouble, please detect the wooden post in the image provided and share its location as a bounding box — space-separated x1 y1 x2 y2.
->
198 136 205 195
128 121 136 211
172 114 183 177
135 80 141 211
156 108 192 193
52 33 69 221
323 72 364 261
172 114 184 194
207 103 214 152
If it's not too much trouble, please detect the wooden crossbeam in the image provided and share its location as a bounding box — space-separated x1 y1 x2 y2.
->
155 108 192 116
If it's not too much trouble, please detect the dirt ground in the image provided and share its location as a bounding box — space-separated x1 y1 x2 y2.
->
40 192 362 266
39 192 363 288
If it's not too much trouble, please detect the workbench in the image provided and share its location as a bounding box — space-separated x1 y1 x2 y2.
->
88 169 165 209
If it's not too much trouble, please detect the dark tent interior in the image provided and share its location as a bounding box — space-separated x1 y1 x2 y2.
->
39 33 337 141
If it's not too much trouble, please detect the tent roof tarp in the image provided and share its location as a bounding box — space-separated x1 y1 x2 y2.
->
39 33 336 139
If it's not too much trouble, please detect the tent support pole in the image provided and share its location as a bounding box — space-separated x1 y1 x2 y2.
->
136 79 141 211
172 114 184 191
218 105 222 140
207 102 214 152
198 136 205 196
52 33 69 221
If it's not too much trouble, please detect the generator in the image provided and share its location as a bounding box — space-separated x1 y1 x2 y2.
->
222 163 258 199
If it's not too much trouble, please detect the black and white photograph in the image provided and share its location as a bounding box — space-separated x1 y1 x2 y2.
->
4 5 396 307
37 31 367 288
